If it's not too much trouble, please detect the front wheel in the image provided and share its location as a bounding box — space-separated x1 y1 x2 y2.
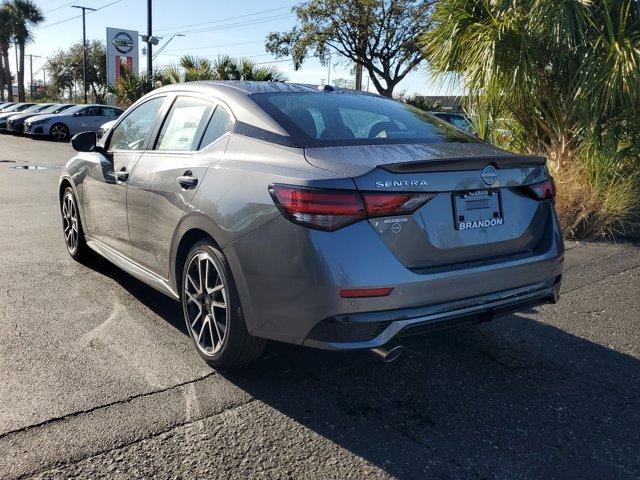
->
50 123 70 141
182 240 265 369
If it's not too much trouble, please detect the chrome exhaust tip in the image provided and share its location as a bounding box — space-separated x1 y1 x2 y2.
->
369 344 404 363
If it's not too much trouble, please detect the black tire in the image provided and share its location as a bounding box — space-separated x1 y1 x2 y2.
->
61 187 92 263
181 240 265 369
50 123 70 141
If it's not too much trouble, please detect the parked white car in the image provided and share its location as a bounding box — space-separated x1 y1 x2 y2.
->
24 104 124 141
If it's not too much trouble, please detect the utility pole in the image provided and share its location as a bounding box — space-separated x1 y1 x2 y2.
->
72 5 96 103
27 54 41 99
147 0 153 77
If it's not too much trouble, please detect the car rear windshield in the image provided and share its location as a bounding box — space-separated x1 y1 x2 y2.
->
250 92 477 147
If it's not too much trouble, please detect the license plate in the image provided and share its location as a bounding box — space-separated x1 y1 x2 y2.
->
453 189 503 231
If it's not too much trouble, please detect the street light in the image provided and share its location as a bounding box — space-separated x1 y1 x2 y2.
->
71 5 96 104
152 34 185 60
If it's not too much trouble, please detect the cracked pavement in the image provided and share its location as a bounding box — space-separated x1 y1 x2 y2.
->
1 135 639 479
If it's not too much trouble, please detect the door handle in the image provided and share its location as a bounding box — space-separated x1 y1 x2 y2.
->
115 169 129 183
177 171 198 189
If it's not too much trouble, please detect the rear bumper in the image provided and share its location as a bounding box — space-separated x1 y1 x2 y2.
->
225 211 565 348
303 276 561 350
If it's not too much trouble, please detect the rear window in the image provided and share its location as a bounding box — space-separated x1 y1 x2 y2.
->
250 92 477 146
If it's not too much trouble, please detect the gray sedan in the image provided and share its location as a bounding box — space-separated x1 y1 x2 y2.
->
59 81 563 368
24 104 123 140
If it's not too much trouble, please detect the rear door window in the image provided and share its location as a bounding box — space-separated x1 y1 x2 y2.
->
155 96 215 151
199 106 232 149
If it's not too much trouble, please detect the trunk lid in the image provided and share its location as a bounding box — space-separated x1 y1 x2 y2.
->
304 143 553 270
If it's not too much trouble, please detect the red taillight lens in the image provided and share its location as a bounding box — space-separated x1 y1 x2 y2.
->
362 192 436 218
525 178 556 200
340 287 393 298
269 184 366 231
270 184 436 231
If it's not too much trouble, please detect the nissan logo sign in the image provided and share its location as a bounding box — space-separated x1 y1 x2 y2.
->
112 32 134 54
480 165 498 186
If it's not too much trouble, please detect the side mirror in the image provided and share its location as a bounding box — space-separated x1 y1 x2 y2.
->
71 131 97 152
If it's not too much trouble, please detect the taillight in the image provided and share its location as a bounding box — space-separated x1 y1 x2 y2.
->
269 184 435 231
522 178 556 200
269 184 366 231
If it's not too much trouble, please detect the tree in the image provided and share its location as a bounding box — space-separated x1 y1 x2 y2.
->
46 41 107 103
160 55 288 83
0 4 14 101
3 0 44 101
265 0 434 97
421 0 640 169
107 66 153 108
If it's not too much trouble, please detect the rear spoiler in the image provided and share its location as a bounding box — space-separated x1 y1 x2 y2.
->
378 155 546 173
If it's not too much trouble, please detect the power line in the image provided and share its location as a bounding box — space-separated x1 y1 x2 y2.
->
45 1 86 14
154 5 294 33
39 0 123 30
164 40 265 53
158 51 274 59
161 13 293 36
254 58 293 65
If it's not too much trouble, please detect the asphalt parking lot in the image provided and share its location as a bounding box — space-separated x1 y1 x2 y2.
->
1 134 639 479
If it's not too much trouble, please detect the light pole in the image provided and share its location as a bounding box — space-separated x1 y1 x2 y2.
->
147 0 153 77
72 5 96 103
27 54 41 99
152 33 185 60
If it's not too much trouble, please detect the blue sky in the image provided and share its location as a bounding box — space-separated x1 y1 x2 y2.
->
26 0 461 96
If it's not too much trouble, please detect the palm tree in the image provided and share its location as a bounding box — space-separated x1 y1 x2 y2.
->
421 0 640 170
107 65 153 108
160 55 287 83
3 0 44 101
0 4 14 101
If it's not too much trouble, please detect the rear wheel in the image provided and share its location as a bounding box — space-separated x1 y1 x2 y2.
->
50 123 70 141
182 240 265 369
61 187 91 262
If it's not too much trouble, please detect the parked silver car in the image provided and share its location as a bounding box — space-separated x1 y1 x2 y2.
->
59 82 564 368
24 104 123 140
0 103 36 129
5 103 75 134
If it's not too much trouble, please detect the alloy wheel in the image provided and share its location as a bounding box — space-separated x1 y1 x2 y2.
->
184 252 228 355
51 124 68 141
62 192 79 254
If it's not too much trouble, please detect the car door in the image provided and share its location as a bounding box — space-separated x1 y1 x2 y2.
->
70 106 99 135
127 95 234 278
82 96 167 257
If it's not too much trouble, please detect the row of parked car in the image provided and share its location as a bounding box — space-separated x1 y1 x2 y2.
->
0 101 124 141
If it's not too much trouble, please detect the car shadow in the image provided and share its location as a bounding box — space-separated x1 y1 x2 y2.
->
83 255 187 335
81 259 640 478
222 315 640 478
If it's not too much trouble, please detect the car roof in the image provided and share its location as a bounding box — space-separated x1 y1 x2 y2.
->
154 81 374 96
140 81 378 137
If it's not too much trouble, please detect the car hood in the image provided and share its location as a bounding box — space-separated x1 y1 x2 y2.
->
303 142 545 177
0 111 22 120
7 112 42 122
25 113 67 123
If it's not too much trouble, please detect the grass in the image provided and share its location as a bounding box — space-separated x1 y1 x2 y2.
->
554 147 640 240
